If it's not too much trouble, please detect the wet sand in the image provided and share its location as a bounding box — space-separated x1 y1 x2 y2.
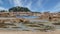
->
0 29 60 34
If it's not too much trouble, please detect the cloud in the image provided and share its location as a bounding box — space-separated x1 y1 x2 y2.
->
25 0 44 11
25 0 32 10
31 0 49 12
13 0 32 11
12 0 47 11
36 0 43 7
13 0 23 6
0 0 8 11
0 7 8 10
52 2 60 12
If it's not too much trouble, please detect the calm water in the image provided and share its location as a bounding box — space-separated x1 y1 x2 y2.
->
16 16 39 19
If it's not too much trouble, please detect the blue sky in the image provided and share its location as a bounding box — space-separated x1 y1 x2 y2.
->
0 0 60 12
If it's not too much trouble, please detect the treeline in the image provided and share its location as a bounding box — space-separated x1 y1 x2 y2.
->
0 6 31 12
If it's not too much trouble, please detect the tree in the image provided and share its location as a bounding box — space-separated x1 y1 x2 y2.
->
9 6 31 12
0 10 7 12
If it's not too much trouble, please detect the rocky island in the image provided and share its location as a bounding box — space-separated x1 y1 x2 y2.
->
0 6 60 32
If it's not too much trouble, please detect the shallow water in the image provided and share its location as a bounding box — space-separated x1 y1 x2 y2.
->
16 16 39 19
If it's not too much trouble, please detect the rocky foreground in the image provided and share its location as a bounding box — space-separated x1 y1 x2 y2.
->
0 16 60 32
0 29 60 34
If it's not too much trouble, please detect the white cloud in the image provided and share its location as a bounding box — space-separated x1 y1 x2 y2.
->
13 0 32 10
0 7 8 10
37 0 43 7
13 0 23 6
12 0 49 11
13 0 32 7
55 3 60 9
25 0 32 10
52 2 60 11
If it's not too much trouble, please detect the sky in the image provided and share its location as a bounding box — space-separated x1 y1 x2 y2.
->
0 0 60 12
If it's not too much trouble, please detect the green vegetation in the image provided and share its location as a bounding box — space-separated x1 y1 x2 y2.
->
0 6 31 12
0 10 7 12
9 6 31 12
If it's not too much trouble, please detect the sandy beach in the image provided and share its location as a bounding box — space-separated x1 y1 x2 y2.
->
0 29 60 34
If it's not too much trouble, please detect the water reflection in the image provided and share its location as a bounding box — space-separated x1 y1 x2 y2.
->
16 16 39 19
